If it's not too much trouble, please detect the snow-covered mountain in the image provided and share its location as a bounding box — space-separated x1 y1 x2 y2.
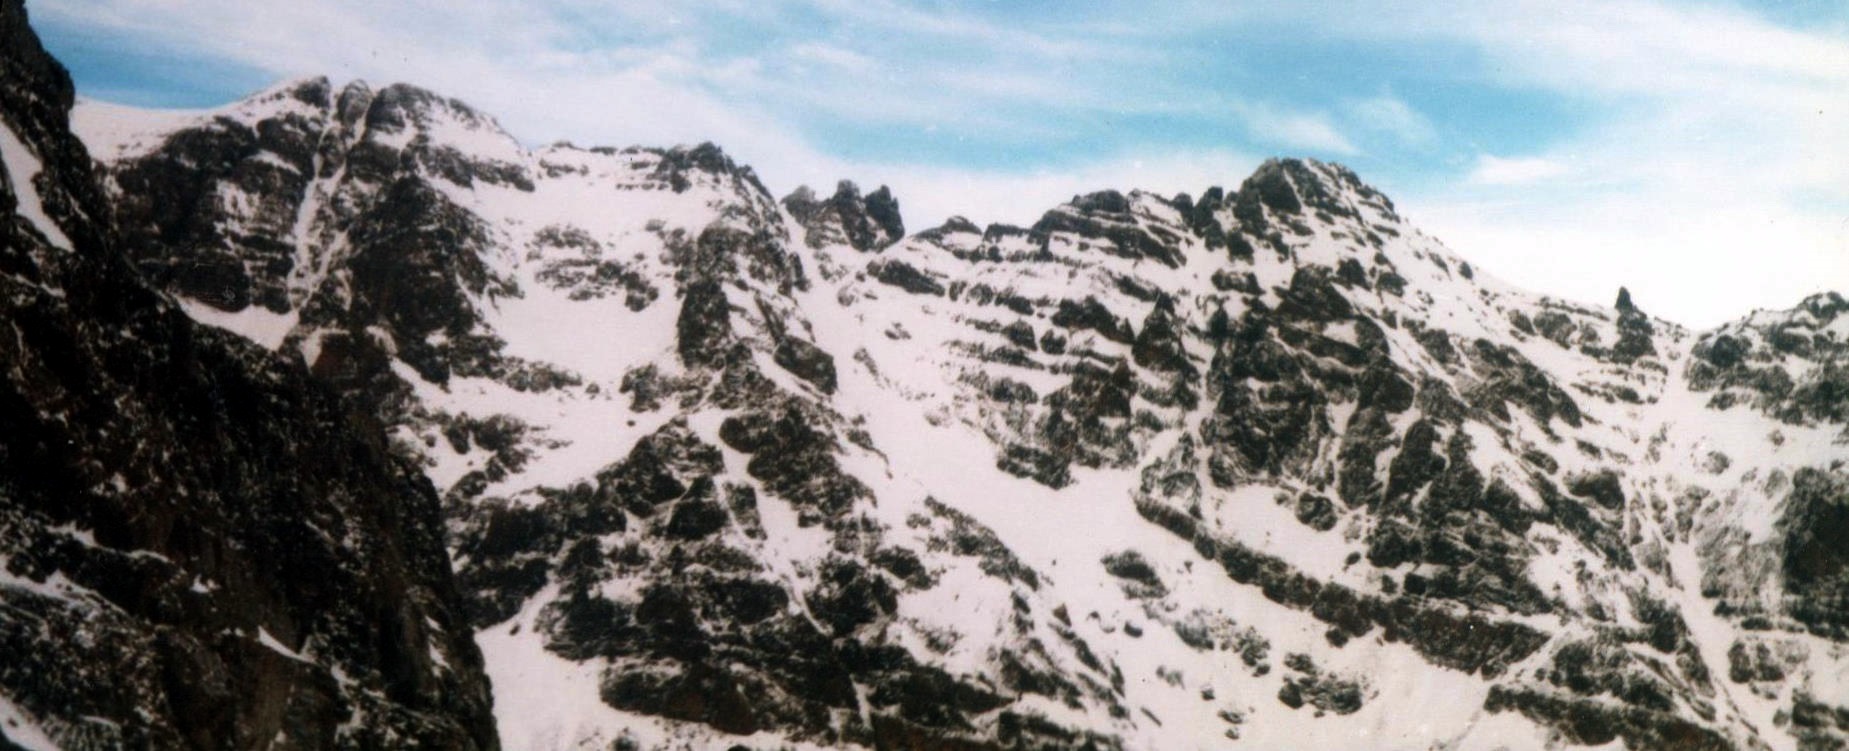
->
3 4 1846 746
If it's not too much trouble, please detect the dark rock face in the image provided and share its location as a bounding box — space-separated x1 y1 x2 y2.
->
1611 305 1657 363
1101 551 1167 598
677 279 734 368
1051 297 1133 343
98 68 589 428
1199 285 1366 482
721 405 872 517
1293 493 1338 531
531 225 658 308
1789 692 1849 750
1567 469 1627 510
784 180 904 252
647 141 768 195
1462 338 1584 429
1485 686 1733 751
997 443 1074 488
774 335 839 393
331 176 506 383
1132 302 1195 376
1237 161 1304 220
871 258 945 295
0 2 497 746
109 82 327 313
1275 654 1364 715
1032 191 1187 268
1133 494 1548 678
1781 468 1849 637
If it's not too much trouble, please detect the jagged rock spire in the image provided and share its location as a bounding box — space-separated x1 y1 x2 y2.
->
783 179 904 251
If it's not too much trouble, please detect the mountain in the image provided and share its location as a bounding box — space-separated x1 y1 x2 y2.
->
4 9 1844 749
0 3 496 748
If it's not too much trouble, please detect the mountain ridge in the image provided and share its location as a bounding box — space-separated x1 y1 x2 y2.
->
14 51 1849 751
73 74 1828 335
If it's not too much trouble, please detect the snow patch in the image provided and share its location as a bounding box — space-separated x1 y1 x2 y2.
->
0 694 60 751
254 628 314 664
0 123 72 251
174 297 298 350
70 98 204 160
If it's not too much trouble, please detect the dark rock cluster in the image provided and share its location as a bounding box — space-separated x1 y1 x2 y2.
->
784 180 904 252
1689 292 1849 427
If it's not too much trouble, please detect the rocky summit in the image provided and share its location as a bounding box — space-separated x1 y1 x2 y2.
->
2 1 1846 748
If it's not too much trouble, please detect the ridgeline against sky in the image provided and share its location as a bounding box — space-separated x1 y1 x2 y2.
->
31 0 1849 326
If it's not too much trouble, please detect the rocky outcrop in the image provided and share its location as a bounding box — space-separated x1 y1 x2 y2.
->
1780 467 1849 637
784 180 904 252
0 2 498 747
1688 292 1849 427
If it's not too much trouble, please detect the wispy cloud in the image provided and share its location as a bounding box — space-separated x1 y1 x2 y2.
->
1230 0 1849 325
799 0 1146 63
786 42 872 71
1229 102 1357 155
1344 94 1436 146
1466 155 1569 186
34 0 1849 326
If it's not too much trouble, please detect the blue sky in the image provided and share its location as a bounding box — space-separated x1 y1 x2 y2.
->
31 0 1849 327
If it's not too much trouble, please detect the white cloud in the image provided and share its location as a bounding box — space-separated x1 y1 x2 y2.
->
1345 94 1436 145
1298 0 1849 326
1229 102 1357 155
1406 192 1849 330
36 0 839 186
36 0 1848 327
1431 1 1849 99
1466 155 1570 186
786 43 872 71
800 0 1144 63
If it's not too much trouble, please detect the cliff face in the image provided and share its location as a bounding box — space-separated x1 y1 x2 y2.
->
0 2 498 747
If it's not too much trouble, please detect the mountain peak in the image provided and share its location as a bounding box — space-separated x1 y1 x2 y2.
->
1799 290 1848 320
1069 188 1134 214
783 178 904 251
627 141 777 203
244 75 333 109
360 81 516 146
1235 157 1400 225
